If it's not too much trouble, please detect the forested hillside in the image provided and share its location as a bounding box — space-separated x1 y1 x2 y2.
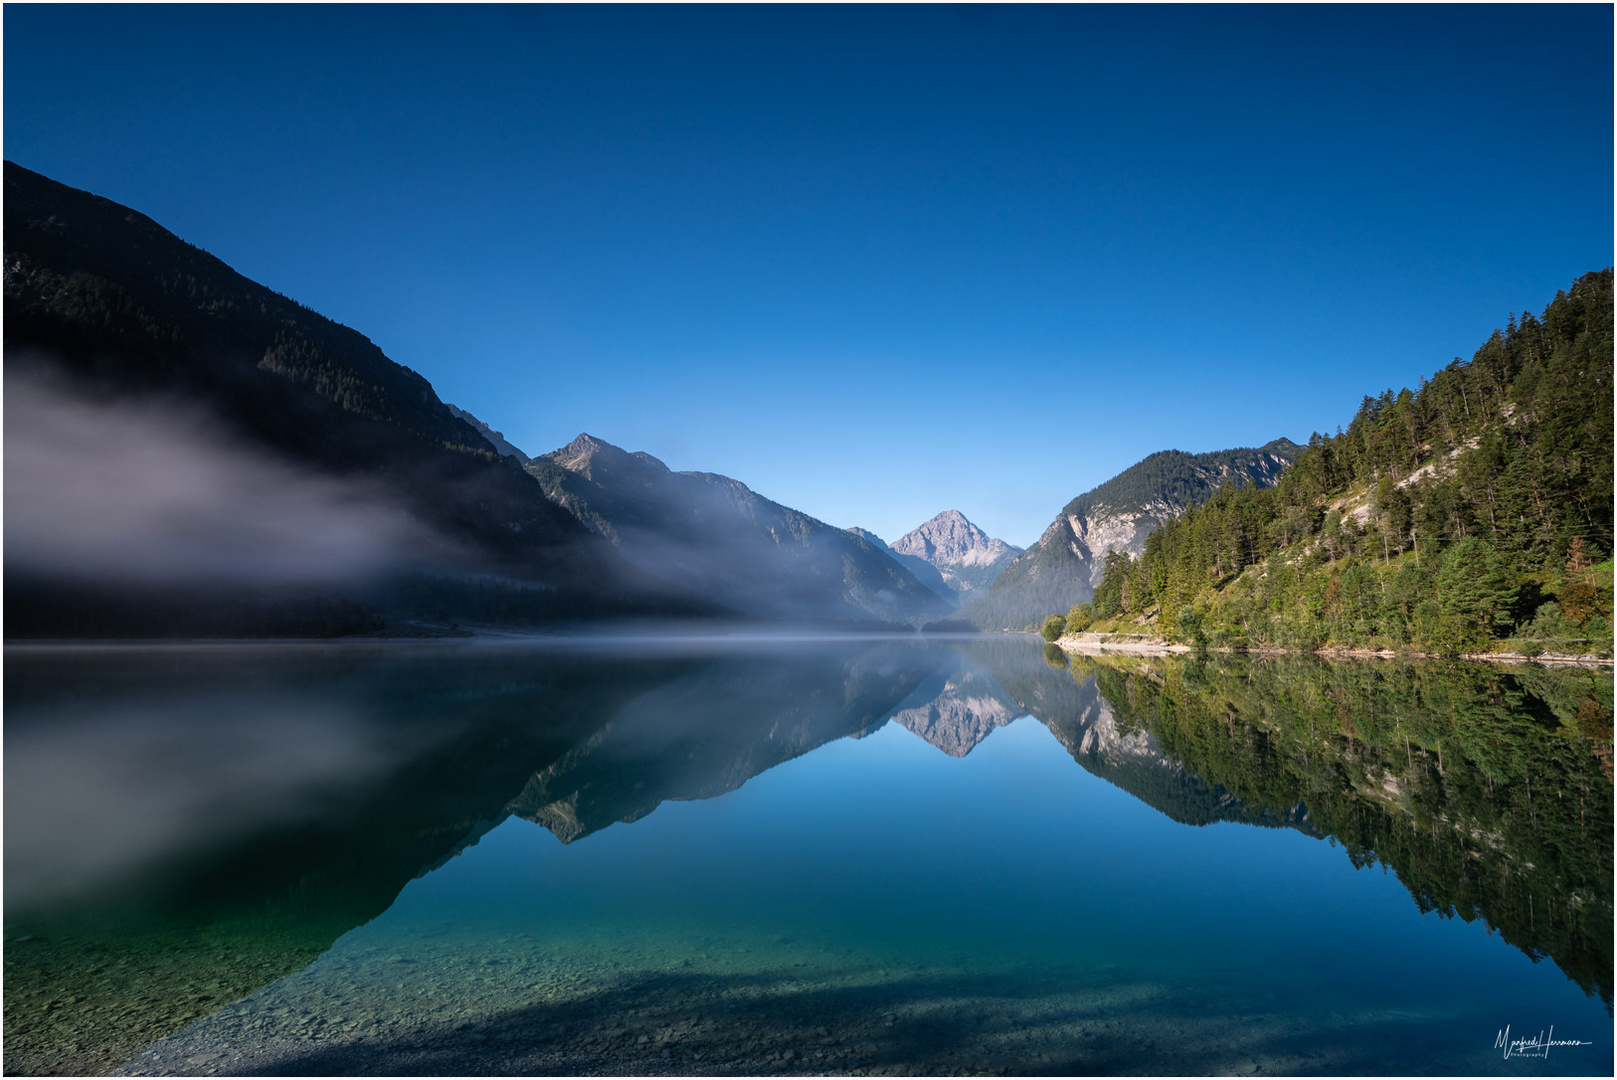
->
953 440 1297 631
1060 271 1614 656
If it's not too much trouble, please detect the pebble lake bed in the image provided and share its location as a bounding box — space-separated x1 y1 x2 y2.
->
109 937 1413 1077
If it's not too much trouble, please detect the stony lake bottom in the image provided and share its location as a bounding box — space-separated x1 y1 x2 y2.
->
3 635 1611 1077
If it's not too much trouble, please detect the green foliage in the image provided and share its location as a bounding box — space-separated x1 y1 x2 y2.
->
1121 271 1614 655
955 441 1301 631
1065 601 1095 633
1063 440 1299 523
1040 613 1067 641
1175 605 1206 647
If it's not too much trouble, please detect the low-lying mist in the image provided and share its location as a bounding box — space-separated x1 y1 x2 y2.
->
4 368 451 587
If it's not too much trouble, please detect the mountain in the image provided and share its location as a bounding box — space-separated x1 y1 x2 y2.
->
844 525 955 602
1089 271 1614 656
951 439 1301 631
2 161 700 635
1007 654 1317 832
446 403 529 463
889 510 1023 596
3 642 754 1077
1083 651 1613 1003
525 433 955 626
889 636 1317 829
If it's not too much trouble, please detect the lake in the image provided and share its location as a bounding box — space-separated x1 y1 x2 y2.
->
4 635 1610 1076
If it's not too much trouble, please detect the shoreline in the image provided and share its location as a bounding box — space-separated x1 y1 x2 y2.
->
1054 632 1614 668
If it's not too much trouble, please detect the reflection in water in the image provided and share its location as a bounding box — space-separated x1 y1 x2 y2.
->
948 640 1611 1005
885 664 1021 757
5 637 1612 1076
509 640 948 841
4 642 699 1075
4 639 946 1075
1082 653 1614 1006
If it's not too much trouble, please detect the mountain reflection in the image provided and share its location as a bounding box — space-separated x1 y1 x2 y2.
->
5 637 1611 1074
507 639 951 842
495 635 1611 1015
955 639 1323 834
5 641 711 1075
1074 652 1613 1008
885 663 1020 756
906 640 1611 1006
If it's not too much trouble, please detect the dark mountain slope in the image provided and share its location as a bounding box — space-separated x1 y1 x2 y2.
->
507 640 950 843
446 403 530 463
526 434 954 626
845 526 956 603
3 161 700 633
953 439 1299 630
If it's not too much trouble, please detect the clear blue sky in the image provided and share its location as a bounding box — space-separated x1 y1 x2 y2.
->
5 5 1611 548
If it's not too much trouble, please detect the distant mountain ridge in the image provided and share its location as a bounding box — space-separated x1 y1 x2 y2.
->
952 439 1301 631
525 433 954 626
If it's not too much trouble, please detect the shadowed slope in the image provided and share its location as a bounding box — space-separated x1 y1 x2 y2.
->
526 434 953 626
3 162 703 634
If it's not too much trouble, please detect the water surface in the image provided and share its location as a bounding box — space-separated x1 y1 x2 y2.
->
5 637 1610 1076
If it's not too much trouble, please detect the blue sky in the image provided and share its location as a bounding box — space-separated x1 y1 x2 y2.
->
5 5 1611 548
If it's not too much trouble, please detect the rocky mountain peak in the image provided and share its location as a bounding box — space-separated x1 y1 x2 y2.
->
523 433 952 626
952 438 1302 630
881 511 1023 598
547 434 670 478
892 510 1019 569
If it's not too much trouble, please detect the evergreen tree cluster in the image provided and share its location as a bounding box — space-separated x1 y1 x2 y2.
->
1064 441 1298 523
1070 271 1615 656
954 440 1299 632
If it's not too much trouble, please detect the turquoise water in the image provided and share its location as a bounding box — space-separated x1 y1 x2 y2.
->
6 637 1611 1075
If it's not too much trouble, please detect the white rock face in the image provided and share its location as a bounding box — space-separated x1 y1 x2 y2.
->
1073 699 1161 761
891 510 1023 593
1062 498 1179 589
1056 450 1294 589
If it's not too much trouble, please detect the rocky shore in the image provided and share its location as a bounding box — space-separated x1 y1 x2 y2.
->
1054 632 1612 667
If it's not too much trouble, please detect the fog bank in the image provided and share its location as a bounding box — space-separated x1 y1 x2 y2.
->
5 370 444 585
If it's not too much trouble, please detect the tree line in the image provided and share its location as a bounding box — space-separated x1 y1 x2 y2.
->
1049 270 1614 655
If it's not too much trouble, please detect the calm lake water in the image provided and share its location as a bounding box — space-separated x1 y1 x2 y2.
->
4 636 1611 1076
